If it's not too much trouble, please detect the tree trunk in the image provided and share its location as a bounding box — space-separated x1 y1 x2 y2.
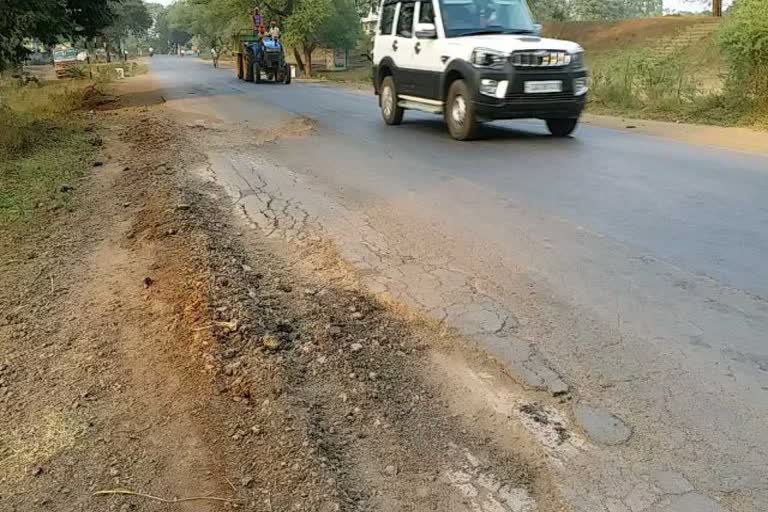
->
85 40 93 79
303 45 314 78
713 0 722 16
292 48 305 74
104 36 112 64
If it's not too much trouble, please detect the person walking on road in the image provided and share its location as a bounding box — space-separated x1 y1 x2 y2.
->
210 47 219 68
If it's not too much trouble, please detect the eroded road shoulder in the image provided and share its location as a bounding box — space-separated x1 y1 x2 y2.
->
0 90 569 511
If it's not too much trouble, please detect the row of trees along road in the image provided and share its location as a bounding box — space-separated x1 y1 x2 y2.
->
0 0 750 76
156 0 364 76
0 0 153 72
152 0 684 74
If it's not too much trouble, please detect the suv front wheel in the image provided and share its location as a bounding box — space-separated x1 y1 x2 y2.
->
546 118 578 137
380 76 404 125
445 80 479 141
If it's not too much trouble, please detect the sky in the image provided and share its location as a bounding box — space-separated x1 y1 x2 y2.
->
664 0 733 12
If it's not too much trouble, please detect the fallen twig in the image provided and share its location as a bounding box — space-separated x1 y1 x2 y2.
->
92 489 244 504
193 320 238 332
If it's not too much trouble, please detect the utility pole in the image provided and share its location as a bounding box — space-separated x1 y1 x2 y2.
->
713 0 723 17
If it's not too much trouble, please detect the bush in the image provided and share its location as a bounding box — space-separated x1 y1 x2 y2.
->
590 50 701 112
719 0 768 117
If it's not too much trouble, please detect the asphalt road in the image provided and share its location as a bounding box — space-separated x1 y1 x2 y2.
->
150 56 768 511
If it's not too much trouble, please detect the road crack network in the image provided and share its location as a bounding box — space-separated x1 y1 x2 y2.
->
209 150 572 399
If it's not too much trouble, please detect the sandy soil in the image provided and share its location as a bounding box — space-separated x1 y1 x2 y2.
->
582 114 768 156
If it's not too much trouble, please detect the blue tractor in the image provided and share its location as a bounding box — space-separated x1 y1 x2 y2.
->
250 37 291 84
234 30 291 84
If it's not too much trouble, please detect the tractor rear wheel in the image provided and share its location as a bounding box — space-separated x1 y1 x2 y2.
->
244 50 254 82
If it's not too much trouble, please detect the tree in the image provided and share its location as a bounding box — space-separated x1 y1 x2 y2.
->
1 0 113 71
317 0 361 51
529 0 573 21
109 0 153 38
283 0 332 75
157 0 361 75
719 0 768 97
102 0 152 60
154 8 193 51
569 0 662 20
283 0 360 76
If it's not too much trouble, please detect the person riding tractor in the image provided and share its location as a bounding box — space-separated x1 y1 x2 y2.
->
234 8 291 84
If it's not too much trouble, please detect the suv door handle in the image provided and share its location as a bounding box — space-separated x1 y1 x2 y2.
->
392 40 398 51
414 42 421 54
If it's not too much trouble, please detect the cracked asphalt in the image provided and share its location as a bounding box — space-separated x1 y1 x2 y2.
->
149 56 768 511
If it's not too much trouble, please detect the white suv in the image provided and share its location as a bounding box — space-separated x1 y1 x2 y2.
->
372 0 588 140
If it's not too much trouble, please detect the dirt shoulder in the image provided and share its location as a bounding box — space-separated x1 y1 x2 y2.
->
582 113 768 156
0 79 574 512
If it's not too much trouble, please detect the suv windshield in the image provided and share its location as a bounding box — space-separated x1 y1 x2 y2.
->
439 0 535 37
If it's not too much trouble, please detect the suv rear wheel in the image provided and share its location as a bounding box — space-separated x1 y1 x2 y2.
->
546 118 578 137
446 80 479 141
380 76 404 125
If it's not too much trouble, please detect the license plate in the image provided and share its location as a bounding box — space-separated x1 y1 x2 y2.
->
524 81 563 94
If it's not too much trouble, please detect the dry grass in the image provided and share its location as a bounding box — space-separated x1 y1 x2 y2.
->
0 410 81 483
0 80 96 224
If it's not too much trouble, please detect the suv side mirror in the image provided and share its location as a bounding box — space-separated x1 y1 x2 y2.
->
533 23 543 36
415 23 437 39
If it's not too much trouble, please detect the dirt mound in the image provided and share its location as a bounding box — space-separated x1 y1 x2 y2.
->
81 84 118 110
545 16 721 53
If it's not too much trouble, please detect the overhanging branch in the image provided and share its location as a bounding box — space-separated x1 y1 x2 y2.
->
262 0 290 17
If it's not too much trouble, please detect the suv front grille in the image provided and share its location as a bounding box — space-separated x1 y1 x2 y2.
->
510 50 571 68
506 91 574 102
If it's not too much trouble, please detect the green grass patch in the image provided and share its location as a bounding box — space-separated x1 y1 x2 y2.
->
581 22 767 129
585 45 765 127
0 81 97 225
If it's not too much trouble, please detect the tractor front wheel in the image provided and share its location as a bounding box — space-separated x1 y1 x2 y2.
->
236 53 244 79
284 64 291 84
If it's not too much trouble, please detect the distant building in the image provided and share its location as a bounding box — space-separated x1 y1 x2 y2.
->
361 7 379 35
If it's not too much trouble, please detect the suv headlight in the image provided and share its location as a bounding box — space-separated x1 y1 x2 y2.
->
570 50 585 69
471 48 507 69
